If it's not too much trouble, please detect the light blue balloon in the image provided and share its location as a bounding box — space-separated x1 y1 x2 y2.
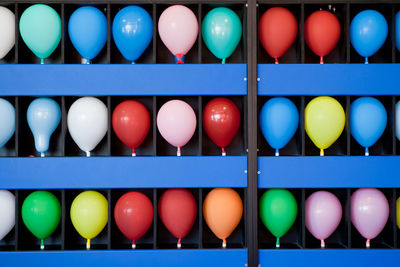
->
112 6 153 63
350 10 388 63
27 98 61 155
68 6 107 62
259 97 299 155
350 97 387 155
0 98 15 148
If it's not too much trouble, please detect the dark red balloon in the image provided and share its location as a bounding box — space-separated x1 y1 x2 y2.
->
114 192 154 248
203 97 241 155
305 10 341 63
259 7 298 63
112 100 150 156
158 189 197 247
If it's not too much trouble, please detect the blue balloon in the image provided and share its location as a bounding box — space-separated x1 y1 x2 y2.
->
350 97 387 155
112 6 153 63
27 98 61 155
396 11 400 52
68 6 107 62
350 10 388 63
0 98 15 148
259 97 299 156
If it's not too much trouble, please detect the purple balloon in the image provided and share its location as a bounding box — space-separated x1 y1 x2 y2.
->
351 188 389 248
305 191 342 248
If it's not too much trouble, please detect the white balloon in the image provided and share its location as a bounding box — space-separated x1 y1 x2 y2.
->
0 190 15 240
0 7 15 60
67 97 108 155
396 101 400 141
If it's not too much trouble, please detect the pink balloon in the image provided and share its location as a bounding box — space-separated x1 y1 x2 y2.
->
351 188 389 248
158 5 198 62
305 191 342 248
157 100 197 156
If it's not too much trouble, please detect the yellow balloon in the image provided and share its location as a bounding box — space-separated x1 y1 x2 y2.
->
305 96 345 155
396 197 400 230
70 191 108 248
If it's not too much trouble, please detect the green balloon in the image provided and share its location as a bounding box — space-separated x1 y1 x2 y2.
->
259 189 298 247
22 191 61 244
19 4 61 62
202 7 242 63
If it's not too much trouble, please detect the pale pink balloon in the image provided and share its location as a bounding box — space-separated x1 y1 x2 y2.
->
158 5 198 57
351 188 389 248
157 100 196 156
305 191 342 248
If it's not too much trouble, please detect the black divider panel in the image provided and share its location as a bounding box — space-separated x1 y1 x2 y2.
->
0 190 16 251
0 3 16 64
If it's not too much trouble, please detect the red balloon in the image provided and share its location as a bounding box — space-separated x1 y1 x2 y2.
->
305 10 341 63
203 97 240 155
158 189 197 247
112 100 150 156
114 192 154 248
259 7 298 63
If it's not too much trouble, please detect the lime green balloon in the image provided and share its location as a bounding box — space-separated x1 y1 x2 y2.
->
259 189 298 247
202 7 242 63
22 191 61 240
19 4 61 61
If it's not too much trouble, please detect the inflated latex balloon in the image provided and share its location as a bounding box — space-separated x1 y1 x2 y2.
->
67 97 108 157
397 197 400 230
0 190 15 240
0 7 15 60
396 101 400 142
0 98 15 149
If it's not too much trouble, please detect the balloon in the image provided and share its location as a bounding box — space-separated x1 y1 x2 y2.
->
19 4 61 63
114 192 153 248
351 188 389 248
156 100 196 156
396 11 400 52
202 7 242 63
305 10 341 64
259 97 299 156
70 191 108 249
203 188 243 248
305 96 345 156
0 7 15 60
305 191 342 248
396 101 400 142
0 98 15 148
259 189 297 248
158 189 197 248
158 5 198 63
112 100 150 156
68 6 107 63
350 10 388 64
259 7 298 63
350 97 387 156
397 197 400 230
112 6 153 63
203 98 240 155
67 97 108 156
0 190 15 240
21 191 61 249
27 98 61 156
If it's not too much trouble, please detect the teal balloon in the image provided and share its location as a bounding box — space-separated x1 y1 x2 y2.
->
19 4 61 61
202 7 242 63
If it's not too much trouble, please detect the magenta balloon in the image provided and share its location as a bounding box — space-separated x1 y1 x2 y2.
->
351 188 389 241
305 191 342 245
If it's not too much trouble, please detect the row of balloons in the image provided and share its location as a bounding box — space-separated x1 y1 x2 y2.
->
260 96 394 156
0 188 243 249
0 97 240 156
0 4 242 64
260 188 398 248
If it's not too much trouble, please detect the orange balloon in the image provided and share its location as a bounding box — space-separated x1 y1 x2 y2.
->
203 188 243 247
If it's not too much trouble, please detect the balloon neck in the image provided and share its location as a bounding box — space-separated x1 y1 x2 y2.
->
320 56 324 64
274 58 279 64
34 134 50 154
177 238 182 249
132 240 136 249
222 239 226 248
365 147 369 156
321 239 325 248
275 149 279 156
365 57 369 64
86 239 91 250
40 58 44 64
175 54 185 64
177 147 181 157
131 61 135 64
132 148 136 157
81 58 90 64
320 149 324 156
86 151 91 157
40 152 45 157
40 239 44 250
276 237 280 248
366 239 370 248
222 58 226 64
222 147 226 156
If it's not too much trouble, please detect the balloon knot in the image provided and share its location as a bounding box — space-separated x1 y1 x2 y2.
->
321 239 325 248
222 58 226 64
40 239 44 250
320 149 324 156
132 148 136 157
86 239 91 250
177 238 182 248
132 240 136 249
366 239 370 248
274 58 279 64
222 147 226 156
320 56 324 64
177 147 181 156
275 149 279 156
222 239 226 248
175 54 185 64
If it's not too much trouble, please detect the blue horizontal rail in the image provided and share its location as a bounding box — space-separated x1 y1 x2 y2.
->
258 64 400 95
0 156 247 189
0 249 248 267
259 249 400 266
258 156 400 188
0 64 247 96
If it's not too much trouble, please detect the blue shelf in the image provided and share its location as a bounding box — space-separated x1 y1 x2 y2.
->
0 64 247 96
258 64 400 95
259 249 400 267
258 156 400 188
0 249 248 267
0 156 247 189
